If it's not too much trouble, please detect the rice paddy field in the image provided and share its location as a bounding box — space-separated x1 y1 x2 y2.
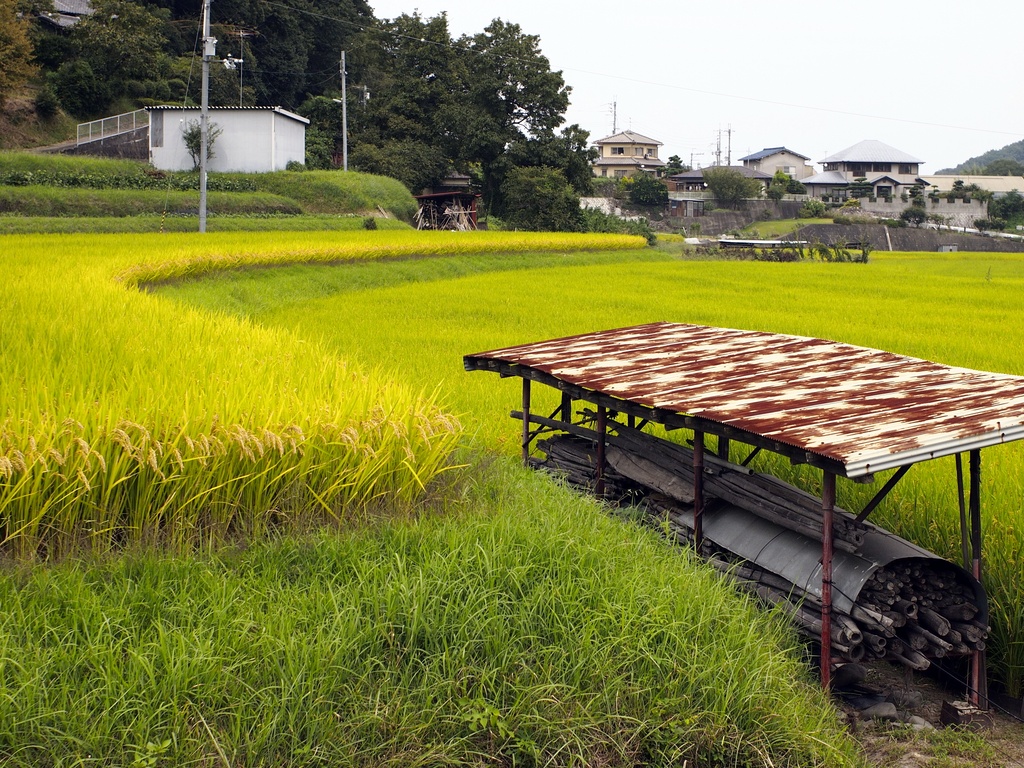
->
2 227 1023 766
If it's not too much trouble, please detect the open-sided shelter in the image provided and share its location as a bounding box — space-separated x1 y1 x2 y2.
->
465 322 1024 704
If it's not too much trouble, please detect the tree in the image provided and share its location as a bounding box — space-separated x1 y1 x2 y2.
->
663 155 689 177
628 174 668 207
182 120 224 171
702 167 762 209
766 170 789 201
900 201 927 227
982 158 1024 176
501 166 581 231
0 0 38 107
990 190 1024 223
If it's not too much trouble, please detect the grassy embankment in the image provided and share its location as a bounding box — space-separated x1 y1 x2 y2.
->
1 232 865 767
0 151 418 227
160 248 1024 700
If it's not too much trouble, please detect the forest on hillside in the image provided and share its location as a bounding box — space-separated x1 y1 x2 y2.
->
1 0 597 214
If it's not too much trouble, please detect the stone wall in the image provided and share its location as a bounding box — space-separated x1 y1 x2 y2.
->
857 197 988 228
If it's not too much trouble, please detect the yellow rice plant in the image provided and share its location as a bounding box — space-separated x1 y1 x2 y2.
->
114 230 647 287
1 231 611 555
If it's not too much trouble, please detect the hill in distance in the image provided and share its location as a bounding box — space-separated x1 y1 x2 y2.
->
937 138 1024 174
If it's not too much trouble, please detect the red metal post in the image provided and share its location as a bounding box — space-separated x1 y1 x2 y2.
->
821 471 836 689
521 379 531 467
969 449 987 708
693 431 705 551
596 406 607 496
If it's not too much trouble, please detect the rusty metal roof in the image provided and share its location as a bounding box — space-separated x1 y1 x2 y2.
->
464 322 1024 478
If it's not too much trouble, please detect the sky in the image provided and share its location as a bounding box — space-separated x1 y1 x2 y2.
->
367 0 1022 174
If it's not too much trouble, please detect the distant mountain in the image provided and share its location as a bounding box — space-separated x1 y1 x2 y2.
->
937 138 1024 174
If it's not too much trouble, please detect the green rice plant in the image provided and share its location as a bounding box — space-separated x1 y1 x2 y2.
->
165 248 1024 697
0 460 863 767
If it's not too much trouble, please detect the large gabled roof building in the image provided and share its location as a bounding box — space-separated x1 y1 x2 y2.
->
802 140 926 200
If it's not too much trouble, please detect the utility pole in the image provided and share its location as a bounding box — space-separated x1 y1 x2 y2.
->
612 100 617 134
727 124 733 166
715 129 722 167
199 0 215 233
690 151 702 169
340 50 348 171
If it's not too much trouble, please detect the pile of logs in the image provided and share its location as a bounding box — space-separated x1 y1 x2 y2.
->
531 422 989 671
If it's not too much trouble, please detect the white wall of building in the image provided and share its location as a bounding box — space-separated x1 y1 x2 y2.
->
149 108 308 173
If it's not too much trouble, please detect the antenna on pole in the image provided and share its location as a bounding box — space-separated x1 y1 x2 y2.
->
199 0 215 233
727 124 733 166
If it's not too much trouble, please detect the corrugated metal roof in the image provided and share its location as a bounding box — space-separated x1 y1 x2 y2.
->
822 140 923 165
146 106 310 124
465 322 1024 478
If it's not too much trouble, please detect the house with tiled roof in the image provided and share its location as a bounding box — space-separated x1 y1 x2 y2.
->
39 0 94 28
802 140 926 200
592 130 667 178
664 165 772 193
739 147 813 180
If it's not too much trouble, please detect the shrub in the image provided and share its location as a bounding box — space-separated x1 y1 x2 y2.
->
501 166 582 232
799 199 827 218
975 217 1006 231
900 204 928 227
627 174 668 207
33 85 60 119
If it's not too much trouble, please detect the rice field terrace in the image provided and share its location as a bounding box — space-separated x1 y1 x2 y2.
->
3 228 1023 766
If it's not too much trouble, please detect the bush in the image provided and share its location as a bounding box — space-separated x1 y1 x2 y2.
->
900 204 927 227
579 207 655 245
798 199 827 218
33 85 60 119
975 217 1006 231
49 60 110 118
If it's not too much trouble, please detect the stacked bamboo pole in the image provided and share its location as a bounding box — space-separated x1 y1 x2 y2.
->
532 425 989 670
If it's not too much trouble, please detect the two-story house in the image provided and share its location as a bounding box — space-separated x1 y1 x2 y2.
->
738 147 813 180
801 140 926 200
592 130 666 178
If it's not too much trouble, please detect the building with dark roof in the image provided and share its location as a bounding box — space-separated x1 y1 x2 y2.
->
738 147 813 180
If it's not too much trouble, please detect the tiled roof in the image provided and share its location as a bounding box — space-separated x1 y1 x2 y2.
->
668 165 772 181
593 130 662 146
53 0 93 15
595 156 666 167
822 140 923 164
739 146 810 162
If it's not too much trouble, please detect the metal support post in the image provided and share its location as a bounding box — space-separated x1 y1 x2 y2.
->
693 430 705 551
596 406 607 496
821 471 836 689
969 449 988 708
521 379 531 467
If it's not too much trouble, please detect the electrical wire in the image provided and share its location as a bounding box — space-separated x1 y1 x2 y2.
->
254 0 1023 140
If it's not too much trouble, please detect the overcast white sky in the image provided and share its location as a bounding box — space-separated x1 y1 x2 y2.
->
367 0 1022 173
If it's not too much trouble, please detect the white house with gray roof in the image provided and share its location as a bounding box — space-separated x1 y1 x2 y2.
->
592 130 667 178
802 140 926 200
738 147 813 180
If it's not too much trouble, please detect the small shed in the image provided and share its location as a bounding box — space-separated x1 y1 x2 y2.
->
147 106 308 173
466 322 1024 706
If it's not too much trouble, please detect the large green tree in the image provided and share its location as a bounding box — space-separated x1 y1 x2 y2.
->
341 13 579 208
703 167 762 209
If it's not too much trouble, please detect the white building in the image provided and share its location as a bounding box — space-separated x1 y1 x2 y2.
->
147 106 309 173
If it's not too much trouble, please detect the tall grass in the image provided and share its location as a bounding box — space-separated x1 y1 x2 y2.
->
0 460 862 767
163 249 1024 696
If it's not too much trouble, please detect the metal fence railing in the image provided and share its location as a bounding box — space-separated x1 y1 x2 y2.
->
76 109 149 146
